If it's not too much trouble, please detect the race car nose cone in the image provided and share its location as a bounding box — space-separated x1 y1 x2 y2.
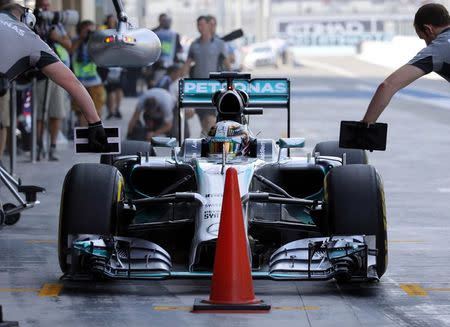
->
88 28 161 68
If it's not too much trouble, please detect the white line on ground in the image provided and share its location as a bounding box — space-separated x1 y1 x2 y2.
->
438 188 450 193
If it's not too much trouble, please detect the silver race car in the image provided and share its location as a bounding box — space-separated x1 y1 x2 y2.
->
59 72 387 282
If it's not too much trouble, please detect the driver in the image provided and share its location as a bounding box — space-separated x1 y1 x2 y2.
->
0 1 107 152
206 120 251 159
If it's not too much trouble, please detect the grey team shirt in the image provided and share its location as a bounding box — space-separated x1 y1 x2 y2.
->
188 36 227 78
0 12 59 81
408 27 450 82
136 88 175 124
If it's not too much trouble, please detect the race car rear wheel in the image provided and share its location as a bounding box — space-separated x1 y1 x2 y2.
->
100 140 155 164
313 141 368 164
325 164 387 278
58 163 124 273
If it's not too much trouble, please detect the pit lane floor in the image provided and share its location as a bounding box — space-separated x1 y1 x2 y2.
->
0 57 449 326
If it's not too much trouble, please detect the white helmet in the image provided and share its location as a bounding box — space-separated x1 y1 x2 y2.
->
206 121 250 159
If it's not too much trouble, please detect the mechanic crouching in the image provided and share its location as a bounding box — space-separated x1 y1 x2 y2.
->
0 1 108 152
127 88 174 141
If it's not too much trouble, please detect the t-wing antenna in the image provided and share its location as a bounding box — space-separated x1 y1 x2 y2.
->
210 72 251 90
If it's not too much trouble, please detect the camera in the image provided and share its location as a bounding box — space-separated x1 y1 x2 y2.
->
34 9 79 26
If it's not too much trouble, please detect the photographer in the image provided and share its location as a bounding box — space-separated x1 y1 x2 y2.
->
34 0 72 161
0 2 107 153
70 20 105 127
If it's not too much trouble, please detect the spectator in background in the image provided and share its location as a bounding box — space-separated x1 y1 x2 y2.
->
127 88 174 141
34 0 72 161
207 15 236 70
98 14 123 120
183 15 230 136
155 64 182 90
150 13 183 86
71 20 105 126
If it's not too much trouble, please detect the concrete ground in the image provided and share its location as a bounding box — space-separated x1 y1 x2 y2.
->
0 56 449 326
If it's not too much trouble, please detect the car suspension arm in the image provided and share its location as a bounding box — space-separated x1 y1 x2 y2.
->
254 174 293 198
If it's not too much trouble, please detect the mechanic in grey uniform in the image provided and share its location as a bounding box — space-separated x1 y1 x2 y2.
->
0 2 107 152
127 87 175 141
362 3 450 124
183 15 231 136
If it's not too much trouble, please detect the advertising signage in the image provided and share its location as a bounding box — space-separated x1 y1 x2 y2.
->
276 16 410 46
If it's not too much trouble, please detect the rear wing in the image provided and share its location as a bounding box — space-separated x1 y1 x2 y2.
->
178 77 291 140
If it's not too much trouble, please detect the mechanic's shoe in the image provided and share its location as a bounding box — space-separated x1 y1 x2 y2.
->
106 112 115 120
115 111 122 119
48 146 59 162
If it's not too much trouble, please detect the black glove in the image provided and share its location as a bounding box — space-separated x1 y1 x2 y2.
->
88 121 108 152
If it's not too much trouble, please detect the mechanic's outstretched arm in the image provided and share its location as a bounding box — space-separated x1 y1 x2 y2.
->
42 61 107 151
362 64 425 124
41 61 100 124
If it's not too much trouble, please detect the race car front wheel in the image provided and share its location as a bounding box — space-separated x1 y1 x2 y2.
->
324 164 387 279
58 163 124 274
313 141 368 164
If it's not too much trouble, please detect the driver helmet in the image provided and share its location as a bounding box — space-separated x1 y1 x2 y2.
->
207 121 250 159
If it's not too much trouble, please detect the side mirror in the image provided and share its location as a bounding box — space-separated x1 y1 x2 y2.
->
151 137 177 148
278 138 305 149
88 24 161 68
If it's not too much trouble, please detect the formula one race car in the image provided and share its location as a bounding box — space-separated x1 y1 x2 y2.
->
58 72 387 282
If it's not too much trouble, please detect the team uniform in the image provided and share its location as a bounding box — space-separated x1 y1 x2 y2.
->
0 12 59 80
0 11 59 128
408 27 450 80
187 36 228 121
129 88 175 140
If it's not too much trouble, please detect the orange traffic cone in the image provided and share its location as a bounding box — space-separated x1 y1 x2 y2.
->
193 167 271 312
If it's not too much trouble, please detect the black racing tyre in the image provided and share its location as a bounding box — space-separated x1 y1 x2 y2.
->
313 141 368 164
58 163 124 273
100 140 155 164
325 164 387 278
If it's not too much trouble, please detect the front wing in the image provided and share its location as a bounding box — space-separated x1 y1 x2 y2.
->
68 234 378 281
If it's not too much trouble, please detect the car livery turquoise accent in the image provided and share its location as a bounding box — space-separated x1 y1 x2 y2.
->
180 79 289 107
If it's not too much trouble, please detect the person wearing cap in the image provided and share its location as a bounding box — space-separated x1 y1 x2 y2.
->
0 1 107 154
